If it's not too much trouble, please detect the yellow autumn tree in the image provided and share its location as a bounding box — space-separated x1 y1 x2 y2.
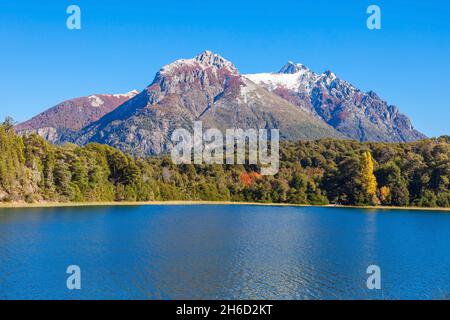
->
379 186 391 204
361 151 378 203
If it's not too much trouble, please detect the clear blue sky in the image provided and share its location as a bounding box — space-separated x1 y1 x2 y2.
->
0 0 449 137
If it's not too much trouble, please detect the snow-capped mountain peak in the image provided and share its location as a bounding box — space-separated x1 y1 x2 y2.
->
278 61 309 74
194 50 236 70
244 60 424 142
159 50 238 76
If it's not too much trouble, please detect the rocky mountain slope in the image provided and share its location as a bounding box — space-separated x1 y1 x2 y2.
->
245 62 425 142
74 51 342 155
15 51 426 156
15 90 139 143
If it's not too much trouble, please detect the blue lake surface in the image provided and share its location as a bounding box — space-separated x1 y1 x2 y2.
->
0 205 449 300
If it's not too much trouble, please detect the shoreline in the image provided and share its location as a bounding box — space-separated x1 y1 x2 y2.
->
0 200 449 211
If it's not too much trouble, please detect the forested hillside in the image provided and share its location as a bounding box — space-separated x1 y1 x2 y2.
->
1 119 449 207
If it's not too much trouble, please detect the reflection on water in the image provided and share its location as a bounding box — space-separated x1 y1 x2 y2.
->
0 205 449 299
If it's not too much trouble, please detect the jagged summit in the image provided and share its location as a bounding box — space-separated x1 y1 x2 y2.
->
194 50 235 69
159 51 238 76
245 60 425 142
279 61 309 74
322 70 336 77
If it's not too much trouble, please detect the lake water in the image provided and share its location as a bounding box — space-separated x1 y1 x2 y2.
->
0 205 449 300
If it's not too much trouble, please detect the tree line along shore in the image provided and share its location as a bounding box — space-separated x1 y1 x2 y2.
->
1 202 450 212
1 119 449 208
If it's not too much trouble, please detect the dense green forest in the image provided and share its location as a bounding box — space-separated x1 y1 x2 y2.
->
1 119 449 207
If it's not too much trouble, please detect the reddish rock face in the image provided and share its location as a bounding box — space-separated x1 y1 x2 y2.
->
15 91 139 143
73 51 341 156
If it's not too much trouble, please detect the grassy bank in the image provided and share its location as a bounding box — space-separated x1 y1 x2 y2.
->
1 200 449 211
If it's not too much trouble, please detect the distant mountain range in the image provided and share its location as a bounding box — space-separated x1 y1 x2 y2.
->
16 51 426 155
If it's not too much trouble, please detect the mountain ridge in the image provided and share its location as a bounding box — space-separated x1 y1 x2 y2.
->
74 51 342 155
15 90 139 143
245 61 425 142
16 51 426 155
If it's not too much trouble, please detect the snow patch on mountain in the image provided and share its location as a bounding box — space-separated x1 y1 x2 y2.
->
110 90 139 99
245 72 308 91
88 95 104 107
244 61 323 93
238 78 262 104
